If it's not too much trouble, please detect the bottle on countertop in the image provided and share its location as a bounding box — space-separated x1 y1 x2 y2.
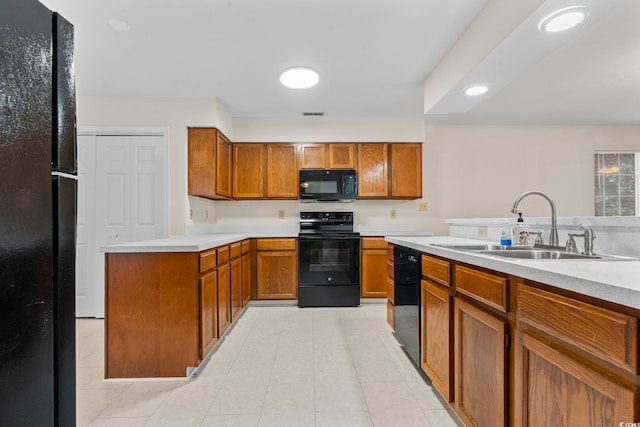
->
499 222 512 246
512 212 531 247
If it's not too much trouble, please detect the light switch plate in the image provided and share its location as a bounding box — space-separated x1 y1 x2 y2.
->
478 226 488 238
418 202 428 212
278 209 285 219
390 209 397 219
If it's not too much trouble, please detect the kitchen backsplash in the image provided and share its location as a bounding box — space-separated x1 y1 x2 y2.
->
448 216 640 258
186 198 431 235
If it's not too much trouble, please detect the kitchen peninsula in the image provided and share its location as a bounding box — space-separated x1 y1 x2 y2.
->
386 235 640 426
101 230 431 379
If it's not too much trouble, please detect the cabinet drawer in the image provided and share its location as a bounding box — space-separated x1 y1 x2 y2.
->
200 249 217 272
230 242 242 259
455 265 508 313
256 238 296 251
422 255 450 287
241 239 251 254
387 245 394 261
217 245 230 264
387 277 394 304
361 237 387 249
517 283 638 374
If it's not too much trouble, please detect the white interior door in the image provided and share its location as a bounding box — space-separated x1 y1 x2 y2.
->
76 131 168 318
75 135 96 317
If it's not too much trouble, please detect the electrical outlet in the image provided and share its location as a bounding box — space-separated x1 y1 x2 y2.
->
478 226 488 238
418 202 428 212
205 209 209 220
278 209 285 219
390 209 397 219
189 209 193 220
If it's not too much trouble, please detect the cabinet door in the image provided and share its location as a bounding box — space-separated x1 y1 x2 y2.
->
256 251 297 299
329 143 355 169
266 144 298 198
217 262 231 336
242 251 251 307
357 143 388 197
230 257 242 321
361 247 388 298
455 297 507 427
300 144 326 169
215 131 232 198
233 143 264 198
390 143 422 198
188 128 216 199
514 332 637 427
421 280 452 402
199 270 218 358
187 128 231 200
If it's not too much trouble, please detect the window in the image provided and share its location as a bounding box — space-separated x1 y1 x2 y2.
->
594 152 638 216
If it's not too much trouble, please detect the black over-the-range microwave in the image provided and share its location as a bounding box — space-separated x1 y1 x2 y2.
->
299 169 357 202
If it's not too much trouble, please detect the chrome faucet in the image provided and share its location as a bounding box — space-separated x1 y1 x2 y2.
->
510 191 559 246
565 224 596 255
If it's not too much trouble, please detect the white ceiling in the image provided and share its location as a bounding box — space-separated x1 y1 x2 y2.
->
39 0 640 124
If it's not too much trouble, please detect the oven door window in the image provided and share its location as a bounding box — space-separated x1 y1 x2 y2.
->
299 239 359 285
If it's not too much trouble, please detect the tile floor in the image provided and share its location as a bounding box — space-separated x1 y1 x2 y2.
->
77 304 461 427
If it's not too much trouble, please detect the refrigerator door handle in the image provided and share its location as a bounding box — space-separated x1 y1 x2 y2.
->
52 171 78 180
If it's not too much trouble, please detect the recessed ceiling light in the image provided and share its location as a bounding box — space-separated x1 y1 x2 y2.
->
279 67 319 89
538 6 589 33
463 85 489 96
108 19 131 32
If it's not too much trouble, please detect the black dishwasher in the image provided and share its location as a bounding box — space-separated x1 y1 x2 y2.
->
393 246 422 365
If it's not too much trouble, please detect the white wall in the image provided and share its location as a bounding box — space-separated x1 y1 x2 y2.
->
76 97 640 237
423 125 640 235
76 96 231 235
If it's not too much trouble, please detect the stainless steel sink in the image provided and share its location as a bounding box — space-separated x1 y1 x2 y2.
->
432 244 510 251
479 250 600 260
431 243 635 261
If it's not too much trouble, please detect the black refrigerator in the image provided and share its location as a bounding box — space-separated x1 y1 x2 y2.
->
0 0 77 425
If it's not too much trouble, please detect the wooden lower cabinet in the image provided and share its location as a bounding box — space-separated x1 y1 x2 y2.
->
361 237 388 298
455 297 508 427
514 332 637 427
256 238 297 299
199 269 218 359
230 256 242 321
241 240 251 307
421 279 453 402
386 243 395 328
217 259 231 337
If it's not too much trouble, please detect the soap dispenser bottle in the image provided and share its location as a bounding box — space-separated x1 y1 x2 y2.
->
499 222 512 246
512 213 531 247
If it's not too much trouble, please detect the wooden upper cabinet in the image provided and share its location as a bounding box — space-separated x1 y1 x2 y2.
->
266 144 298 198
300 144 326 169
390 143 422 198
216 132 232 198
233 143 265 198
188 127 232 200
300 143 356 169
357 143 388 197
329 143 356 169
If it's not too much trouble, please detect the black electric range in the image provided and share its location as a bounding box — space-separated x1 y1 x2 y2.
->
297 212 360 307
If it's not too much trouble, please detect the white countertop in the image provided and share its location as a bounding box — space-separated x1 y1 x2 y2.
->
101 232 297 253
385 235 640 311
101 230 434 253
